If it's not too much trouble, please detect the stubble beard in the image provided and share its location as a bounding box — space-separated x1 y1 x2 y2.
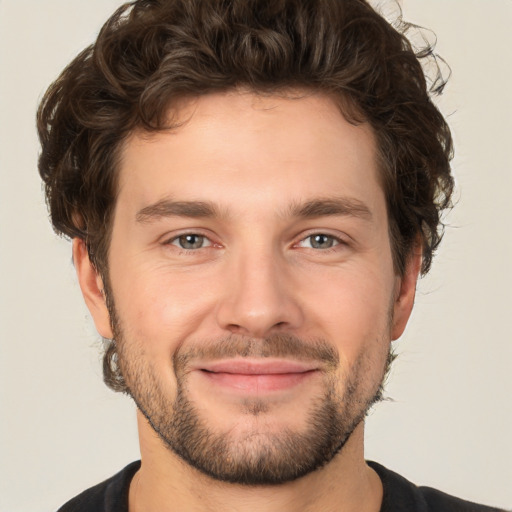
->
105 281 393 486
111 328 392 486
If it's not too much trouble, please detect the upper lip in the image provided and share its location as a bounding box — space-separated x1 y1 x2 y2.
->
193 358 320 375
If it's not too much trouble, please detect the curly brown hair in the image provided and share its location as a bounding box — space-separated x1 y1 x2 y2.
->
37 0 453 391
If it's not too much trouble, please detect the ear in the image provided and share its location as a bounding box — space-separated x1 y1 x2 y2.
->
391 248 422 341
72 238 113 339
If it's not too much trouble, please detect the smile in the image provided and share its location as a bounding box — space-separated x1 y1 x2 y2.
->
195 358 320 393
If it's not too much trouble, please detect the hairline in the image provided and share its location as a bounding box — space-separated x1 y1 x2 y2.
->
89 86 411 278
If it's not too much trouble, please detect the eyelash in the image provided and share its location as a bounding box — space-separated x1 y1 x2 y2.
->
163 232 346 253
166 233 213 251
296 233 344 251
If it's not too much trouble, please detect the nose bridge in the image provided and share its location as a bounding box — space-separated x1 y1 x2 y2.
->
216 240 303 337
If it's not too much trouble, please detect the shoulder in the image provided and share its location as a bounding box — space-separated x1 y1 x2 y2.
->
419 486 507 512
57 461 141 512
367 461 506 512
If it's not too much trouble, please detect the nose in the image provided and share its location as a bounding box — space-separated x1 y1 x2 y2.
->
215 250 304 338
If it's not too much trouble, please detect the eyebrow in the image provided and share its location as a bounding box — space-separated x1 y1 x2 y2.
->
136 199 219 223
135 196 372 224
288 197 373 220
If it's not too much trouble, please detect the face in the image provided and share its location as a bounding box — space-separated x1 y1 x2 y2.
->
77 90 418 485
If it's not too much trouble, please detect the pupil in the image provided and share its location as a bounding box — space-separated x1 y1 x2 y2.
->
312 234 333 249
180 234 203 249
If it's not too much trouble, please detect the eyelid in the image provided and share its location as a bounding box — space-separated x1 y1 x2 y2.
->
172 234 212 249
158 228 350 251
294 230 349 247
297 234 340 249
160 229 219 248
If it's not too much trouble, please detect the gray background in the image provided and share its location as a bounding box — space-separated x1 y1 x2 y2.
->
0 1 511 510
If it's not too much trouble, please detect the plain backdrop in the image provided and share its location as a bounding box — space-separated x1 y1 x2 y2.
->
0 1 511 511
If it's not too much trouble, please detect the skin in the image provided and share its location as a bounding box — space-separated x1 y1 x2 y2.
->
74 90 421 512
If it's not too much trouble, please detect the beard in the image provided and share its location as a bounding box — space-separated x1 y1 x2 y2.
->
105 289 393 486
104 278 395 486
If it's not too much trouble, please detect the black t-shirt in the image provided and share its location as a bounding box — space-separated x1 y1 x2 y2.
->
57 460 506 512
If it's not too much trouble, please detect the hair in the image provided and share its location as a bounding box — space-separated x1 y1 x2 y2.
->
37 0 454 391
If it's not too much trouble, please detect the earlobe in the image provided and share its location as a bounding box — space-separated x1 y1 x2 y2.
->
72 238 113 339
391 249 422 341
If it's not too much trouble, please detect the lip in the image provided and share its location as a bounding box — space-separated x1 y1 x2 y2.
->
197 358 319 374
193 358 320 393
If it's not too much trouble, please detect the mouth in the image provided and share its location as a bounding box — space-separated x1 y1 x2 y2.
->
193 358 321 393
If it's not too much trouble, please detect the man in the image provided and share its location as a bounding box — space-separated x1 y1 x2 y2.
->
36 0 505 510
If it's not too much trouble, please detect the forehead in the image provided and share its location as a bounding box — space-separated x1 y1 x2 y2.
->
117 90 382 218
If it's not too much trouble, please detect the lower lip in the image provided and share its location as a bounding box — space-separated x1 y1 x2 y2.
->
200 370 317 392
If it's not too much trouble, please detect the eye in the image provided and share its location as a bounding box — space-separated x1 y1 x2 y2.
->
299 234 340 250
171 234 212 250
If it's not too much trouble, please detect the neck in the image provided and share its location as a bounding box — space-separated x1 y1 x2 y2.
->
129 411 382 512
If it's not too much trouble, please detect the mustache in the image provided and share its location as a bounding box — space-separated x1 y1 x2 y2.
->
173 333 339 371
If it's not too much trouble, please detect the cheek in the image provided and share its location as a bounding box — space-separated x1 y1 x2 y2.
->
299 263 395 360
307 267 395 398
110 264 220 354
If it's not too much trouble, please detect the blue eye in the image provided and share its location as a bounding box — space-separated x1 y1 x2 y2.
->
301 234 340 249
172 234 211 250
